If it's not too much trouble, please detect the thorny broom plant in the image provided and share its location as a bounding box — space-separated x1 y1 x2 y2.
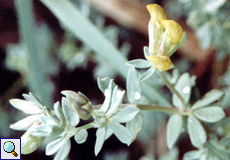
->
9 2 229 160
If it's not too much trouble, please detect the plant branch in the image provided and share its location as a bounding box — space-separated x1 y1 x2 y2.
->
158 71 185 111
94 103 180 115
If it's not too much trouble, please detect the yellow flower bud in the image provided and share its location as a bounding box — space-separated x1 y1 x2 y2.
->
146 55 174 71
161 20 183 44
146 4 167 22
145 4 185 71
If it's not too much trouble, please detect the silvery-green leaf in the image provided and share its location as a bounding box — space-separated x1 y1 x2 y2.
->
197 24 212 49
127 67 142 103
204 0 226 13
23 93 44 109
106 86 125 116
105 126 113 140
192 89 224 109
74 129 88 144
39 115 56 125
46 135 67 155
143 46 150 58
172 73 196 108
126 113 143 138
171 69 180 84
126 59 152 69
167 114 183 149
138 67 155 83
10 115 39 130
32 124 52 137
108 122 134 145
188 115 207 148
99 80 114 113
54 139 71 160
111 105 139 123
62 97 79 126
194 107 225 123
183 150 203 160
97 77 114 94
95 127 106 156
54 102 65 126
50 124 65 137
10 99 43 114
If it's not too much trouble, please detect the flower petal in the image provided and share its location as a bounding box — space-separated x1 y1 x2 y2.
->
146 55 174 71
146 4 167 22
161 20 183 44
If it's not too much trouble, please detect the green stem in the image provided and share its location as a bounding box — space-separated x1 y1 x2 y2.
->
94 104 180 115
75 122 95 132
158 71 185 111
136 104 180 114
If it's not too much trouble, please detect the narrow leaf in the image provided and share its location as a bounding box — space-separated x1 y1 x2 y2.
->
192 89 224 109
9 99 42 114
183 150 203 160
54 139 71 160
126 67 142 103
188 115 207 148
62 97 79 126
54 102 65 125
10 115 39 130
95 127 106 156
167 114 183 149
126 59 152 68
99 80 114 113
172 73 196 108
40 0 128 78
46 136 67 155
126 113 143 138
194 107 225 123
108 122 134 145
97 77 113 94
111 105 139 123
107 86 125 116
138 67 155 83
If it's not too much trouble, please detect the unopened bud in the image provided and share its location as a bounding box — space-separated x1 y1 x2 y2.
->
21 122 44 154
61 91 92 120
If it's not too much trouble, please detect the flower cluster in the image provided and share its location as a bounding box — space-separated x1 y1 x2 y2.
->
145 4 186 71
9 78 143 159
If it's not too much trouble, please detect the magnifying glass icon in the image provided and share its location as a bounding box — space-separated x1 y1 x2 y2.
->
3 141 18 157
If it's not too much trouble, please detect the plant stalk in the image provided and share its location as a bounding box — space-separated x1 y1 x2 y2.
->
94 103 180 115
158 71 185 111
